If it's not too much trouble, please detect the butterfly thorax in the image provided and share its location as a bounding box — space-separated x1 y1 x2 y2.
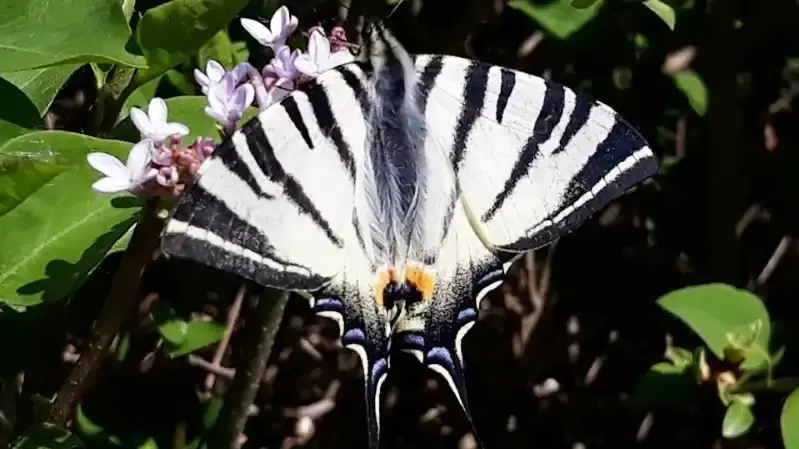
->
353 22 439 323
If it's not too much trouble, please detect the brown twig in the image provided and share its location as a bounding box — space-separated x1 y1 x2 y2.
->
204 284 247 391
189 355 236 380
207 288 290 449
748 236 793 291
48 199 163 427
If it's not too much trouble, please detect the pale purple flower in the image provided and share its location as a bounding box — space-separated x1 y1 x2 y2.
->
264 46 302 88
194 60 226 95
204 73 255 128
295 29 355 77
150 144 173 166
156 165 179 187
130 98 189 142
87 140 158 194
240 6 298 51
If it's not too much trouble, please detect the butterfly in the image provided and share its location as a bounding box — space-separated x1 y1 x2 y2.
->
161 19 658 448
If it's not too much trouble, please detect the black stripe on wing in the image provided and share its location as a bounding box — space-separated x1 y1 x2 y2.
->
481 81 565 222
241 123 345 248
164 185 324 289
501 114 658 253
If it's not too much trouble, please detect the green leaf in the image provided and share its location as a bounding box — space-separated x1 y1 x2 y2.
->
0 0 145 72
0 131 142 307
134 0 249 84
12 423 84 449
722 401 754 439
782 388 799 449
117 75 163 124
571 0 599 8
672 70 708 116
112 96 258 144
632 362 696 406
151 302 189 345
657 284 771 371
197 30 238 71
165 320 226 358
0 65 81 115
643 0 676 30
0 78 42 145
508 0 603 39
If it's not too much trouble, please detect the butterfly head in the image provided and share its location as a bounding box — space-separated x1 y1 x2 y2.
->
352 18 411 71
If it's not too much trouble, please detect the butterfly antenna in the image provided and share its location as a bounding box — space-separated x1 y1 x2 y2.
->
387 0 405 19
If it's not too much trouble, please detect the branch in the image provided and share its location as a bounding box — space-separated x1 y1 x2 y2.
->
206 288 290 449
48 199 163 427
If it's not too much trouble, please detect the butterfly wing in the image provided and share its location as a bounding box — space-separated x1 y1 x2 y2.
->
405 54 658 417
161 63 392 446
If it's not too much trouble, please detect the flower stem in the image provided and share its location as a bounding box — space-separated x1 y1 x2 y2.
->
206 288 290 449
48 199 163 427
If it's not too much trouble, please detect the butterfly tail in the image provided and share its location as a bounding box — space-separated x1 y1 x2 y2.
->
311 290 390 449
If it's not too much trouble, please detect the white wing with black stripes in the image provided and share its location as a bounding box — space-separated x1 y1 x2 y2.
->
160 21 658 449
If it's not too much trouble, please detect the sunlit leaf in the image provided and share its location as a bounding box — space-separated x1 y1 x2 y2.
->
0 131 141 307
657 284 771 371
134 0 249 84
508 0 603 39
643 0 676 30
672 70 708 116
0 0 145 71
722 402 754 439
165 320 226 358
782 388 799 449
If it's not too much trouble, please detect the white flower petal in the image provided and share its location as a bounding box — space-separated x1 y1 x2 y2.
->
206 60 226 83
92 176 134 194
293 56 318 77
148 98 168 125
87 152 128 179
204 105 227 124
194 68 210 88
162 122 190 137
323 50 356 71
130 107 154 138
126 140 153 174
241 17 274 45
308 30 330 63
270 6 291 36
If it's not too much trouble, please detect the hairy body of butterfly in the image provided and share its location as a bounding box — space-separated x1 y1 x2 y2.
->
161 20 658 449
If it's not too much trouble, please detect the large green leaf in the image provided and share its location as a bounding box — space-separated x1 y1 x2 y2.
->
0 0 145 71
111 96 258 144
508 0 603 39
657 284 771 371
0 77 41 145
0 64 81 114
197 30 250 72
134 0 249 84
782 388 799 449
643 0 676 30
0 131 142 307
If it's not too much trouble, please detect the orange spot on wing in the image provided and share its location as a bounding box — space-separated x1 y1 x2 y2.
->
405 266 435 300
374 267 396 307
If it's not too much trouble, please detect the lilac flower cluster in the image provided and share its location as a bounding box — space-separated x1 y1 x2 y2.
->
197 6 354 135
86 6 353 199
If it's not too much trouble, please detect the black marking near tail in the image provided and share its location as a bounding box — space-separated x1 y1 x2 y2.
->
241 124 344 248
481 82 565 222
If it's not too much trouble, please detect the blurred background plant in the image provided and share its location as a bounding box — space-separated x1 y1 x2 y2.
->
1 0 799 448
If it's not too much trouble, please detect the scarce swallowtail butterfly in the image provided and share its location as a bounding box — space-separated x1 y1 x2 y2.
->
161 19 658 448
